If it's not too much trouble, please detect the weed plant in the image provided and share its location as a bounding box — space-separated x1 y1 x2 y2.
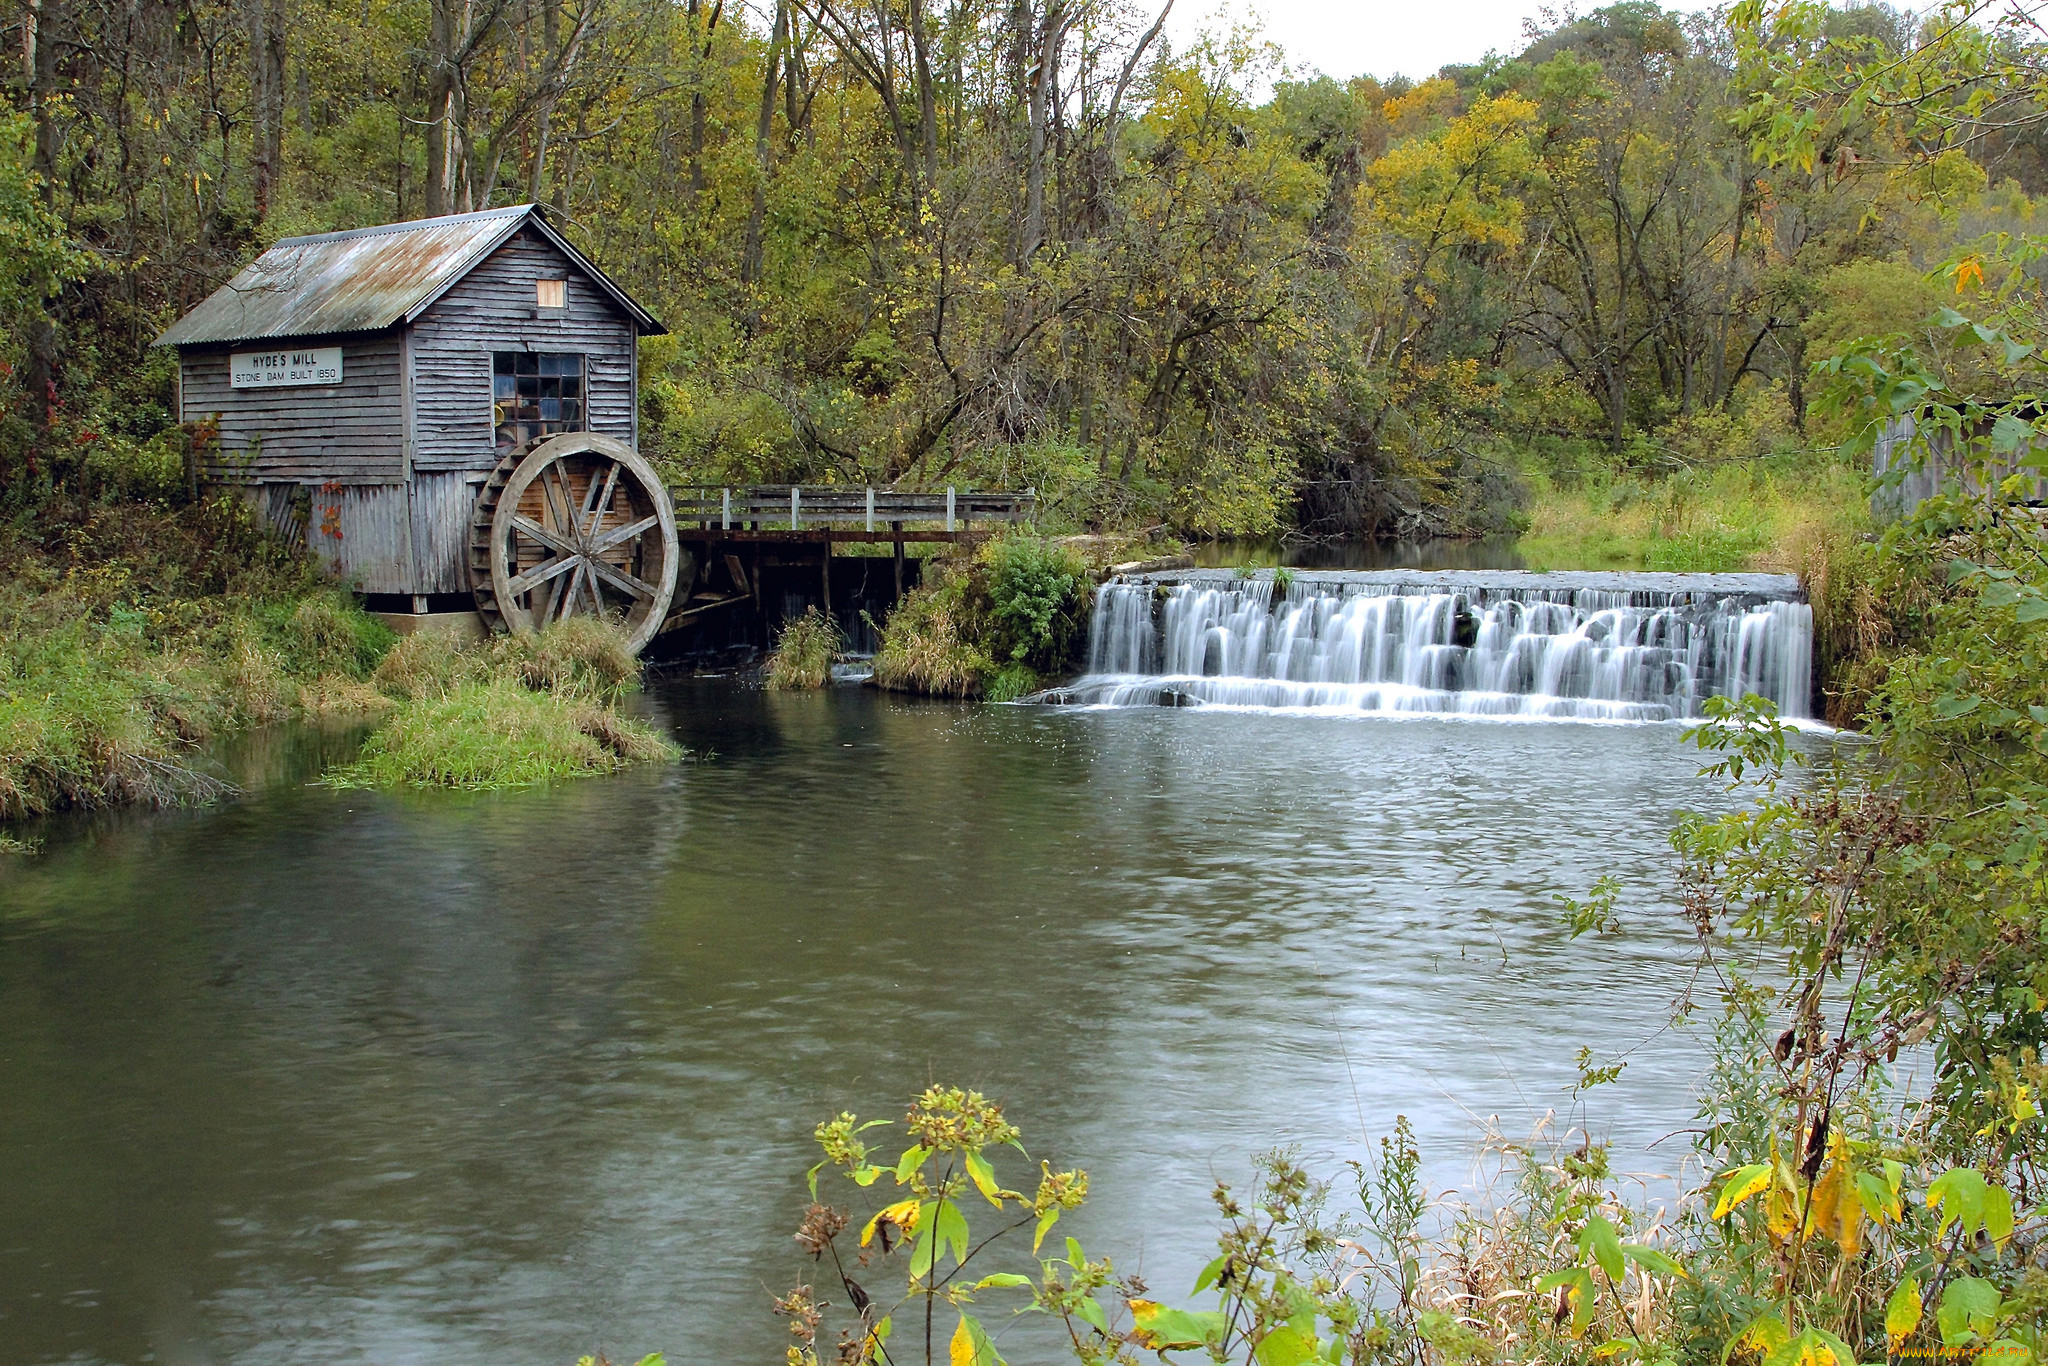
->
767 608 841 690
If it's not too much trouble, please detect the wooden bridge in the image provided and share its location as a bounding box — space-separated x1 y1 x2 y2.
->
659 485 1035 637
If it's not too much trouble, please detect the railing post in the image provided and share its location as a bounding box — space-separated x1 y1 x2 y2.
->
791 486 801 531
946 486 956 533
721 488 731 531
866 487 875 533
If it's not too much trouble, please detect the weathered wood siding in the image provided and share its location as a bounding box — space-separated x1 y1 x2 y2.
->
180 331 405 484
238 481 414 593
410 471 485 593
410 229 638 472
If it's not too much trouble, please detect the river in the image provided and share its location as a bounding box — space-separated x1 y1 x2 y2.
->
1 678 1784 1364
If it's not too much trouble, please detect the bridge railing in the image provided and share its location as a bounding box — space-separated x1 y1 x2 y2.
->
669 485 1034 533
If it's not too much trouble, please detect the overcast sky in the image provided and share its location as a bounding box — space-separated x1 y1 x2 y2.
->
1161 0 1714 83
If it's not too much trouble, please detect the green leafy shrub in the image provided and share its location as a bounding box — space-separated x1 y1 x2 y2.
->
872 535 1091 698
975 537 1089 671
766 607 841 690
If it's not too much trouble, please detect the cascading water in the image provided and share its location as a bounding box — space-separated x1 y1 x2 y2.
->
1044 570 1814 722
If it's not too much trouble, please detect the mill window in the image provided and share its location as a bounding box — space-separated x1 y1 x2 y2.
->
536 278 567 309
493 352 585 451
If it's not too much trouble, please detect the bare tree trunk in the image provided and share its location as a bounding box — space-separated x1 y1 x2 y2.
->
426 0 460 215
742 0 785 285
687 0 723 205
245 0 287 218
907 0 937 190
22 0 61 436
1022 3 1064 257
527 0 559 201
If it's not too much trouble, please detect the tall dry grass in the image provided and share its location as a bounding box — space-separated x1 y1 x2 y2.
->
765 607 841 690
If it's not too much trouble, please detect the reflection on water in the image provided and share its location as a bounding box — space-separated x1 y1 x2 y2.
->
0 683 1779 1364
1191 537 1530 571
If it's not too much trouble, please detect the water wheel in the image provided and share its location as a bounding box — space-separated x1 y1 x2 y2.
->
469 432 681 655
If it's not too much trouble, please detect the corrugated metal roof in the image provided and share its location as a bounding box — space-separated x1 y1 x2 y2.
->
153 204 663 347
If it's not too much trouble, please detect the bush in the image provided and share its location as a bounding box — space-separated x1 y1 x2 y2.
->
766 607 840 690
871 535 1092 698
975 536 1090 671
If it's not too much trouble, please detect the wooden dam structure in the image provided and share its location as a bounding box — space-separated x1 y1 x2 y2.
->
153 203 1031 653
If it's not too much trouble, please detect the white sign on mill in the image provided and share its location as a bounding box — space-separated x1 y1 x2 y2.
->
229 345 342 388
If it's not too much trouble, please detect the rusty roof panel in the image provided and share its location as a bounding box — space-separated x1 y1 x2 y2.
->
153 205 662 347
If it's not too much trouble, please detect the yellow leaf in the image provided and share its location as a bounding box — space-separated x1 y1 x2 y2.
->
1766 1184 1799 1240
950 1316 975 1366
1957 257 1984 293
1886 1278 1922 1344
861 1199 922 1248
1713 1165 1773 1219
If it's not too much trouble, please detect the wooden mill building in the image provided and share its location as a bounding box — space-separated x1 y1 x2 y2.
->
154 204 666 614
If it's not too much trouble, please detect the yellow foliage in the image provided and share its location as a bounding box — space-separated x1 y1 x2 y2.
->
1367 94 1540 257
1384 77 1462 136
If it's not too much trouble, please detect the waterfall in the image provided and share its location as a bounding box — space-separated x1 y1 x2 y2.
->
1044 571 1813 723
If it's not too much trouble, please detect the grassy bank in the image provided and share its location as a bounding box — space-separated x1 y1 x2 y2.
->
0 500 676 838
1514 450 1869 573
0 499 394 824
325 620 677 790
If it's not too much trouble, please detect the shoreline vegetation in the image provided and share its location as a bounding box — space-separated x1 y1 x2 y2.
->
0 500 677 847
0 456 1905 850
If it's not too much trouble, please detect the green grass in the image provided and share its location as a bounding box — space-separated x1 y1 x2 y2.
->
0 499 676 822
1514 453 1869 573
0 500 399 820
322 679 677 790
326 618 678 790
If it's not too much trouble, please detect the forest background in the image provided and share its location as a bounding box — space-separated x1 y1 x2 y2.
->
2 0 2029 556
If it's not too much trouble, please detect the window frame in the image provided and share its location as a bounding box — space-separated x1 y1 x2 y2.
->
491 350 588 453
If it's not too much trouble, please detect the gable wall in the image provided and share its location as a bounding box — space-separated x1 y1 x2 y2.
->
408 229 639 472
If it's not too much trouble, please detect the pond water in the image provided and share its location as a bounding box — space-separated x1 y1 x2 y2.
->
1 681 1787 1365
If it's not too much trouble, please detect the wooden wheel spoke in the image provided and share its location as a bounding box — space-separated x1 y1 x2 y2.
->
585 555 656 601
506 553 579 597
583 461 621 540
546 462 582 538
555 560 587 621
589 513 659 554
511 513 579 558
